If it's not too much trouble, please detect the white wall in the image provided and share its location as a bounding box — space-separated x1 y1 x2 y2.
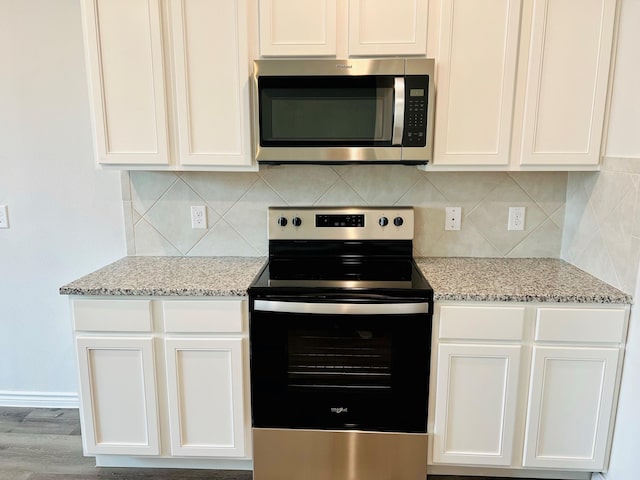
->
598 0 640 478
606 0 640 157
0 0 125 405
605 271 640 480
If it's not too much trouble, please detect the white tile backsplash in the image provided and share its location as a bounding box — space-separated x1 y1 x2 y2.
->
123 166 567 260
562 157 640 294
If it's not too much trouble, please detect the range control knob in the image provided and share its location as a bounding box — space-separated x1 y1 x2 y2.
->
379 216 389 227
393 216 404 227
277 216 288 227
292 217 302 227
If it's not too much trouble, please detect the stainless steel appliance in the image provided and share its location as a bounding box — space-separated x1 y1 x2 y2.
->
251 58 435 165
248 206 433 480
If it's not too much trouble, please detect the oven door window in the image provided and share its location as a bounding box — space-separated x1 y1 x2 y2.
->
258 76 395 147
250 310 430 433
288 325 392 391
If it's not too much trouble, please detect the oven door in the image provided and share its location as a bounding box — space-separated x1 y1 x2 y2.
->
249 298 431 433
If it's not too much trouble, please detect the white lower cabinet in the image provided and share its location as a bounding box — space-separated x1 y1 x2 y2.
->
165 337 246 457
433 343 521 465
75 336 160 455
523 346 619 470
431 302 628 474
72 298 249 462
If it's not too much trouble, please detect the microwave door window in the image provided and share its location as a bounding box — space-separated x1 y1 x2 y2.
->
259 76 394 147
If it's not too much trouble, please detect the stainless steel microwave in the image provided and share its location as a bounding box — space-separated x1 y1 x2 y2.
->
251 58 435 165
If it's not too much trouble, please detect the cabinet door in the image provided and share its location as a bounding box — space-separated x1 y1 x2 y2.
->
169 0 252 167
82 0 169 165
432 0 521 166
259 0 337 56
433 344 521 466
165 338 246 457
516 0 617 166
523 346 619 470
348 0 428 56
75 336 160 455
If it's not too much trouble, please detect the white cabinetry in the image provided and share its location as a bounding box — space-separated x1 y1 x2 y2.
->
431 302 628 473
433 305 525 465
431 0 521 167
434 343 522 465
76 336 160 455
514 0 617 167
72 297 250 465
259 0 428 57
162 300 247 458
430 0 618 170
522 307 626 470
165 338 245 457
82 0 254 170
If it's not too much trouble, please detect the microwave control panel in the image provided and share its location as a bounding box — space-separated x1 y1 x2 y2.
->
403 76 429 147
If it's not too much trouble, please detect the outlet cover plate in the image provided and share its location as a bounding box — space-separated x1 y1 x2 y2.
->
508 206 525 231
191 205 207 229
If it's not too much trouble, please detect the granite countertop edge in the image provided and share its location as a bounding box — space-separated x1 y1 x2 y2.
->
58 287 251 297
59 256 633 304
432 292 631 304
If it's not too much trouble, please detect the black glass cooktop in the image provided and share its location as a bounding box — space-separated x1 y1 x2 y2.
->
249 257 432 295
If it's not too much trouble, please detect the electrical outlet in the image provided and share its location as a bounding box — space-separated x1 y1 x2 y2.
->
445 207 461 231
190 205 207 229
0 205 8 229
508 206 526 231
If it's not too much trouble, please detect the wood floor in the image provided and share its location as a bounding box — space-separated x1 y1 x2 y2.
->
0 407 525 480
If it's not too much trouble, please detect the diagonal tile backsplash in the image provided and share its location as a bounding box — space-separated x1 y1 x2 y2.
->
122 166 567 259
563 157 640 294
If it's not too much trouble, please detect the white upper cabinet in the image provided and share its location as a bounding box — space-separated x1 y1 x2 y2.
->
514 0 618 167
169 0 253 167
430 0 618 170
432 0 521 166
259 0 338 56
83 0 169 165
81 0 254 170
259 0 428 57
348 0 429 56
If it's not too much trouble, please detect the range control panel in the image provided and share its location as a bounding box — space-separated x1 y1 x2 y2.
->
268 207 414 241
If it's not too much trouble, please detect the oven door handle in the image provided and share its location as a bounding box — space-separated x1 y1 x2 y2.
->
253 300 428 315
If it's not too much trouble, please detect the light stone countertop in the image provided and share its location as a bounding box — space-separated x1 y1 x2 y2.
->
59 256 267 297
60 256 632 304
415 257 632 304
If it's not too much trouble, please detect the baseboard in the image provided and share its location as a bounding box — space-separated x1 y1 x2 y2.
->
96 455 253 470
0 391 79 408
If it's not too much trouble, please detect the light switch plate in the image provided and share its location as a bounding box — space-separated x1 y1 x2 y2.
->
0 205 8 228
445 207 461 231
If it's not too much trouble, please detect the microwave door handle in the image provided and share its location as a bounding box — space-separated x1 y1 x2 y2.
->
392 77 405 145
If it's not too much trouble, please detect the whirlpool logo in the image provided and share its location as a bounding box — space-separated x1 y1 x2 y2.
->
331 407 349 414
